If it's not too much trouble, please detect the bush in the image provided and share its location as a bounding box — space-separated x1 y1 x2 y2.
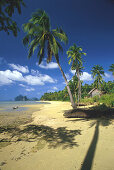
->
81 93 114 107
81 97 94 105
99 93 114 107
93 95 100 102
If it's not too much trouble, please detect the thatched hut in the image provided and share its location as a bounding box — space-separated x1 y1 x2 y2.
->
88 88 101 97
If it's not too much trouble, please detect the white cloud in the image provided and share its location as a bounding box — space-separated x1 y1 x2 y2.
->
31 69 39 75
65 73 71 81
40 74 55 83
104 72 111 78
0 69 56 86
25 88 35 92
70 69 93 81
53 87 58 90
24 75 44 85
24 74 55 85
0 75 13 85
38 61 58 69
47 86 58 93
0 70 24 85
9 64 29 73
47 89 55 93
70 70 76 75
80 72 93 81
19 84 26 87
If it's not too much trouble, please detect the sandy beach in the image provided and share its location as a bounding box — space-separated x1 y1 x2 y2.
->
0 101 114 170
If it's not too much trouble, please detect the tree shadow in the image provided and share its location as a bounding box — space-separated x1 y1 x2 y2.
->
80 117 113 170
89 117 113 128
80 120 99 170
64 105 113 170
0 125 81 149
66 118 90 122
64 104 114 119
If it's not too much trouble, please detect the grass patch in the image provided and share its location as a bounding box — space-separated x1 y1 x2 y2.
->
99 93 114 107
81 93 114 107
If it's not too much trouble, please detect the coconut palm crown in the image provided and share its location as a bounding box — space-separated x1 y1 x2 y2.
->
22 9 68 64
67 44 86 72
91 65 104 89
108 64 114 76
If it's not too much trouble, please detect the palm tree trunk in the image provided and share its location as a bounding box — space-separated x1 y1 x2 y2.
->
74 72 77 104
57 62 76 109
74 90 77 103
77 71 80 106
79 80 81 101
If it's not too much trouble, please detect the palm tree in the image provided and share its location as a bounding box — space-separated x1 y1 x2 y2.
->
108 64 114 77
91 65 104 89
67 44 86 105
22 9 76 108
0 0 25 36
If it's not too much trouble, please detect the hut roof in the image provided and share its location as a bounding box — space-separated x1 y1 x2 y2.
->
88 88 100 95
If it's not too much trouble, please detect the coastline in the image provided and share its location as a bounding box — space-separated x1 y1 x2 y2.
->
0 101 114 170
0 103 44 127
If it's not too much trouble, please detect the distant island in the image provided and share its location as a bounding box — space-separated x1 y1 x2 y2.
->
14 95 39 101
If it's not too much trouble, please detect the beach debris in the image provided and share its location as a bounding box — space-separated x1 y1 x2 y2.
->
13 106 18 109
0 161 7 166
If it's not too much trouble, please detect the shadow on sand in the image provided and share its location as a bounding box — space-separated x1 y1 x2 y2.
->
64 104 114 118
80 118 113 170
0 125 81 149
80 120 99 170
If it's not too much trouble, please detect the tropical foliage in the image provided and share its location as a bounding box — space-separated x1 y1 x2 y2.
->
0 0 25 36
40 80 114 107
91 65 104 89
23 9 76 108
108 64 114 76
67 44 86 104
81 93 114 107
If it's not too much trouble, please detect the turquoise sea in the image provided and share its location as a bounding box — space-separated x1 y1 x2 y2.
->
0 101 44 112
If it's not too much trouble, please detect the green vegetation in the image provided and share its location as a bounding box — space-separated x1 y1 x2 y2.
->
23 9 76 108
108 64 114 76
67 44 86 105
81 93 114 107
99 93 114 107
0 0 25 36
41 81 114 107
91 65 104 89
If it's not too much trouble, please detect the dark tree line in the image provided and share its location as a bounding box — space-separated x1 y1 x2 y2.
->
40 80 114 101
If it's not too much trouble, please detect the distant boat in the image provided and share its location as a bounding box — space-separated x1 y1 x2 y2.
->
13 106 18 109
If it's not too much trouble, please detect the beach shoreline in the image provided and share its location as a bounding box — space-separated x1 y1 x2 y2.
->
0 101 114 170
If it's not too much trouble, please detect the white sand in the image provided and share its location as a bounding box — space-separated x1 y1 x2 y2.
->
0 101 114 170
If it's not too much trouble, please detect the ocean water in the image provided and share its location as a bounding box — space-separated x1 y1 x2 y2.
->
0 101 44 112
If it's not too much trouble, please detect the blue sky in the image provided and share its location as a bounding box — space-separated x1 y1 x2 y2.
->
0 0 114 100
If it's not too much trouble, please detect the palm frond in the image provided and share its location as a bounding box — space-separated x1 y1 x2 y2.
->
22 34 30 46
52 29 68 44
56 41 63 53
37 46 45 64
28 39 39 58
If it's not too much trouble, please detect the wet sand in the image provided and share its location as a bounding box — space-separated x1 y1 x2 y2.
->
0 101 114 170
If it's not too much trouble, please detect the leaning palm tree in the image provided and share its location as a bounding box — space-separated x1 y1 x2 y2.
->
91 65 104 89
22 9 76 108
108 64 114 77
67 44 86 105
